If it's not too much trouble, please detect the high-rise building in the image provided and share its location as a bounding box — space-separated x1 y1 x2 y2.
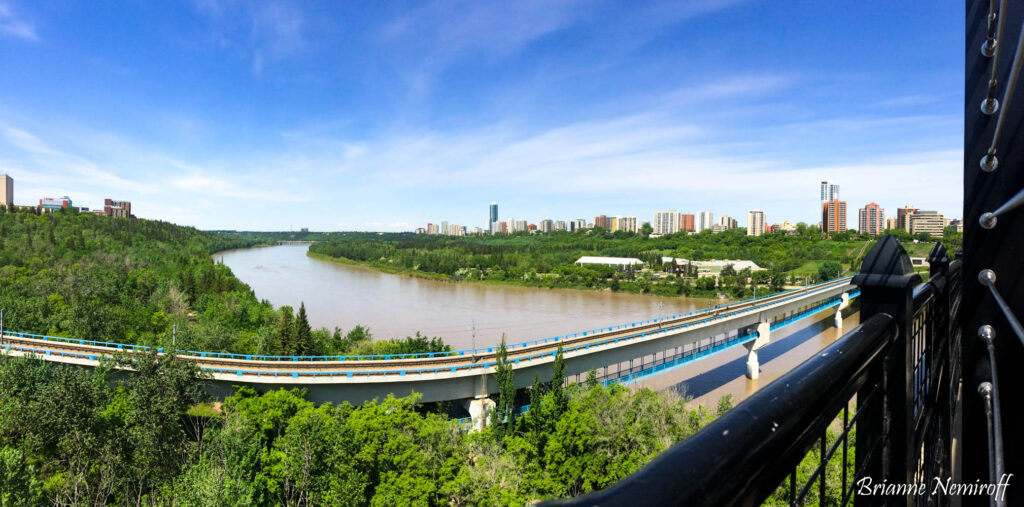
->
719 215 738 229
103 199 132 218
680 214 695 232
489 202 498 234
909 211 946 237
539 219 554 233
617 216 638 233
515 219 527 232
594 215 612 229
426 223 439 234
820 181 840 203
857 202 885 235
885 216 899 231
653 210 681 235
747 210 766 236
554 220 566 231
441 221 448 234
1 174 12 208
897 205 919 232
696 211 714 233
821 200 847 235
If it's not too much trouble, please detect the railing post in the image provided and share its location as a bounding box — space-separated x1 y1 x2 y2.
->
852 235 920 500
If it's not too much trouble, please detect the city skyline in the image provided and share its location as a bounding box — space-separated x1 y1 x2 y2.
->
0 1 962 231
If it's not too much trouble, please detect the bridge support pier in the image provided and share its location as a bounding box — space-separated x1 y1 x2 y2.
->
743 322 771 379
463 396 495 433
834 292 850 330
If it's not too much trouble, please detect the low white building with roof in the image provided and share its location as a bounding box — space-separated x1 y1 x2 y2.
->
575 256 645 268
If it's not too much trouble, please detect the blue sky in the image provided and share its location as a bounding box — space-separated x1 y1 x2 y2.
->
0 1 963 231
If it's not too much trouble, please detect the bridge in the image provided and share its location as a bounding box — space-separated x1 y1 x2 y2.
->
1 276 858 425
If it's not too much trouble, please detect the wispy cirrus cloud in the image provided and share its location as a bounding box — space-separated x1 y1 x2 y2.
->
193 0 307 75
0 2 39 42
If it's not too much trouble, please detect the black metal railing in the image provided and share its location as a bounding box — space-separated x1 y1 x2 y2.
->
545 236 963 506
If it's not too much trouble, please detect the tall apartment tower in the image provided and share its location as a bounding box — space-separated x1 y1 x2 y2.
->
696 211 714 233
680 213 695 232
747 209 766 236
1 174 12 208
821 200 847 235
896 205 919 232
857 202 885 236
653 210 681 235
820 181 840 203
489 202 498 234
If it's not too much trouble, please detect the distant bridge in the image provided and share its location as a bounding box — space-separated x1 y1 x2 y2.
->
2 277 858 425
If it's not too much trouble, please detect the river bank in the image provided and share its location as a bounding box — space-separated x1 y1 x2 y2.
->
216 244 722 349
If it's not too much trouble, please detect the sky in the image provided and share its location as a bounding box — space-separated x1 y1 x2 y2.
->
0 1 964 231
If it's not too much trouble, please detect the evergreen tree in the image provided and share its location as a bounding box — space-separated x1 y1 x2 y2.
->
492 334 515 433
294 302 314 355
276 306 296 356
552 343 568 414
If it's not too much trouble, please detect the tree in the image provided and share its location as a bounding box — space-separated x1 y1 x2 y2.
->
640 222 653 237
552 344 568 414
294 302 314 355
818 260 843 281
276 306 297 356
492 334 516 433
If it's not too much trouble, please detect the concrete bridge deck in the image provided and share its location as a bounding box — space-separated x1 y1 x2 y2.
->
1 277 857 404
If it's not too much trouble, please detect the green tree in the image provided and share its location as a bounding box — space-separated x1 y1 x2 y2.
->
294 302 314 355
818 260 843 281
276 306 296 356
492 334 516 434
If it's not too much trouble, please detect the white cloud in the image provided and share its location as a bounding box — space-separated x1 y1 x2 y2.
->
0 2 39 42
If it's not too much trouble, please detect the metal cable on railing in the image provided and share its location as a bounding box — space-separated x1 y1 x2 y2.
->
978 381 1006 507
979 186 1024 228
978 269 1024 347
981 4 1024 171
981 0 1008 113
978 325 1006 499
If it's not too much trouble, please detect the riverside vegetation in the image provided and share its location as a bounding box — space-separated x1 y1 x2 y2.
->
0 207 450 358
304 225 959 300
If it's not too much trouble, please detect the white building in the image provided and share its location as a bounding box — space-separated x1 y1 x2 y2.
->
719 215 738 229
747 209 766 236
696 211 714 233
575 256 646 268
653 210 681 235
539 219 554 233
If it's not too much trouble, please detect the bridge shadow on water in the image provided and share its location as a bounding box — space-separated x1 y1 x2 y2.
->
666 312 839 401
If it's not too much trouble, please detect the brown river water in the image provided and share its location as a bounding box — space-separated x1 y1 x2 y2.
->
216 244 857 404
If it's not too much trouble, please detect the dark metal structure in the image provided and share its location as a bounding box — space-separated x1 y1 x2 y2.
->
542 2 1021 504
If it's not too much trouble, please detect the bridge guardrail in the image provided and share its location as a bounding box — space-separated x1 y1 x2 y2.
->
3 288 859 379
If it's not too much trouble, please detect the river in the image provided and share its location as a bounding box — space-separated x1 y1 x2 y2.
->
215 244 721 350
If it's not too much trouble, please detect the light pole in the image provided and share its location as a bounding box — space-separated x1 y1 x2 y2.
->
0 308 4 348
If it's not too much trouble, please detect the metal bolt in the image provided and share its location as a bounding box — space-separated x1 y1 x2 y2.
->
982 39 998 57
980 154 999 173
978 269 997 286
979 325 996 345
978 381 993 397
979 212 998 229
981 98 1000 115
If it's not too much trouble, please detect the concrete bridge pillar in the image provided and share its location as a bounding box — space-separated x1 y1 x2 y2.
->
834 292 850 330
742 322 771 379
463 396 495 433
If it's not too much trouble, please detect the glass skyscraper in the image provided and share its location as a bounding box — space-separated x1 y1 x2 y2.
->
489 202 498 234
